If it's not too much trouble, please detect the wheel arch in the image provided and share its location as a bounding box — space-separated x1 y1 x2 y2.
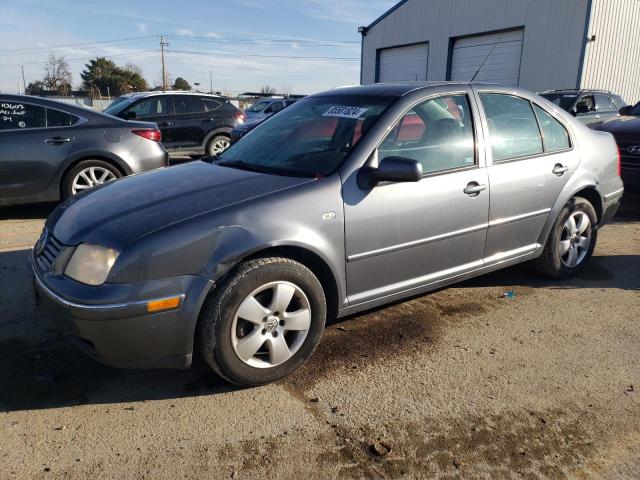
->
202 127 232 150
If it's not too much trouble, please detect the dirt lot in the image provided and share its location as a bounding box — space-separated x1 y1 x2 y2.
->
1 196 639 479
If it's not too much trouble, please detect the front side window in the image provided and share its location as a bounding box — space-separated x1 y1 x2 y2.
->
480 93 543 162
378 94 475 174
173 96 205 114
218 96 392 177
575 95 595 113
46 109 80 127
126 97 172 117
0 102 45 130
533 105 570 152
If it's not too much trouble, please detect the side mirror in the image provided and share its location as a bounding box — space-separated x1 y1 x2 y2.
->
123 111 137 120
358 156 423 189
575 104 590 115
618 105 633 116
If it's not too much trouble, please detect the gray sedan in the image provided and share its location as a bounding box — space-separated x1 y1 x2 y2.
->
32 82 623 386
0 95 168 206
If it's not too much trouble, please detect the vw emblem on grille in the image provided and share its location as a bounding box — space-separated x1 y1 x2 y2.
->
35 228 49 255
628 146 640 155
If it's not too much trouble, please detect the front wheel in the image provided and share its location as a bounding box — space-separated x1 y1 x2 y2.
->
534 197 598 279
197 257 326 386
206 135 231 156
62 159 121 198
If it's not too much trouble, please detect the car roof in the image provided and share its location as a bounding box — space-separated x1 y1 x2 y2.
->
540 89 613 95
0 94 103 117
116 91 227 100
312 81 530 98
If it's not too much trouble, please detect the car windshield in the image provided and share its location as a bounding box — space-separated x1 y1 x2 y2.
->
103 96 135 115
217 95 393 177
247 100 277 113
541 93 578 112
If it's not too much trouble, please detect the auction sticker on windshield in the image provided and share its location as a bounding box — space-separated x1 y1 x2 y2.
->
323 106 368 119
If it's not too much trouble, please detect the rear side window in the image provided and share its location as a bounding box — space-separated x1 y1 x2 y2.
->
173 96 205 114
595 94 616 112
46 108 80 127
0 102 45 130
203 99 222 111
479 93 543 162
533 105 570 152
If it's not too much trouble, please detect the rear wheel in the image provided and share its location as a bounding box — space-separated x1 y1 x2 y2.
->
207 135 231 156
62 159 121 198
197 257 326 386
534 197 598 279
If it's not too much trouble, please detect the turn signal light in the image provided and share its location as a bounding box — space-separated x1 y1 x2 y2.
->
147 296 182 313
132 128 162 142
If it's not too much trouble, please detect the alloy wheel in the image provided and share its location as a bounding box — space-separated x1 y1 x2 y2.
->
231 281 311 369
71 167 117 195
210 138 230 155
559 211 591 267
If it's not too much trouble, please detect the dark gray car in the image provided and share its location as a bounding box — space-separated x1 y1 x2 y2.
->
32 83 623 386
0 95 168 206
540 89 626 126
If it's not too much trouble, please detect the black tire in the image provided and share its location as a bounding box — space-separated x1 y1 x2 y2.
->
534 197 598 279
197 257 326 386
206 135 231 156
62 159 122 199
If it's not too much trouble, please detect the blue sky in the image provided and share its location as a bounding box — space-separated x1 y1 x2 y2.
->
0 0 397 95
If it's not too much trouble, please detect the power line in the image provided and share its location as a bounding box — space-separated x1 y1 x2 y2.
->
168 49 359 61
0 35 157 56
0 49 158 70
167 35 359 48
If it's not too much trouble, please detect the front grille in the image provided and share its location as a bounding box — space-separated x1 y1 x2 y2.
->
34 230 63 273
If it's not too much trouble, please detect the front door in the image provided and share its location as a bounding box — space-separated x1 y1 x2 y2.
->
0 101 74 198
477 92 579 264
343 92 489 305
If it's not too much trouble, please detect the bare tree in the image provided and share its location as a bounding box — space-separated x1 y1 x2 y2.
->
124 62 143 76
44 54 72 95
260 85 276 95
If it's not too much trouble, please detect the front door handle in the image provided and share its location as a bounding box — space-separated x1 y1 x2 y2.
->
44 137 71 145
552 164 569 176
463 182 487 196
157 122 173 127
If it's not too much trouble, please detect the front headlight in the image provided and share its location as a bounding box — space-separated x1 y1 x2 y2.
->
64 243 120 286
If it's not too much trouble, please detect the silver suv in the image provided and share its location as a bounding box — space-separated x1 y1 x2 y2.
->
33 83 623 386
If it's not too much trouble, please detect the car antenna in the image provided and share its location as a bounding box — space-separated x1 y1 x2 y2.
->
471 36 501 82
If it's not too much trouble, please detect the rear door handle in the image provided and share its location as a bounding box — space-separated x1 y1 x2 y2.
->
552 164 569 176
44 137 71 145
463 182 487 196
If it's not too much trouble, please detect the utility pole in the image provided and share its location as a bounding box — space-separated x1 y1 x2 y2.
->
21 66 26 93
209 70 213 94
160 36 169 91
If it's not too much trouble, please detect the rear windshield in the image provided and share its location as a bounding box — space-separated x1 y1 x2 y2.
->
540 93 577 112
103 96 136 116
218 95 394 177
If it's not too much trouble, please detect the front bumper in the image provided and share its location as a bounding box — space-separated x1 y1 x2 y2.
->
32 256 213 369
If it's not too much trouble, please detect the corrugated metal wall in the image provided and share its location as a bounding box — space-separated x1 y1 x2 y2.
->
361 0 590 93
581 0 640 103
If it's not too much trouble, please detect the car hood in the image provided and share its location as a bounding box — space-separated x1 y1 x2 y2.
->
594 116 640 136
48 161 314 250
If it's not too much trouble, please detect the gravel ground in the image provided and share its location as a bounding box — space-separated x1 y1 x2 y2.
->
0 195 638 479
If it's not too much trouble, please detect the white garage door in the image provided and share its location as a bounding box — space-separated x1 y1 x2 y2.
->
377 43 429 83
450 29 524 86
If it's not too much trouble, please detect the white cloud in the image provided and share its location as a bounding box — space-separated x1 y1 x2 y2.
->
137 22 147 33
206 32 220 38
175 28 195 37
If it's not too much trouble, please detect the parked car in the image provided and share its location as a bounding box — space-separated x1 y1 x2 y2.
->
244 97 297 122
617 101 640 117
104 92 244 156
592 107 640 191
230 99 298 144
33 83 623 386
539 89 626 126
0 94 167 206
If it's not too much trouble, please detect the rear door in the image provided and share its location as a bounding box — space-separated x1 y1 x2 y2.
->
170 95 208 149
0 101 76 198
477 91 578 265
